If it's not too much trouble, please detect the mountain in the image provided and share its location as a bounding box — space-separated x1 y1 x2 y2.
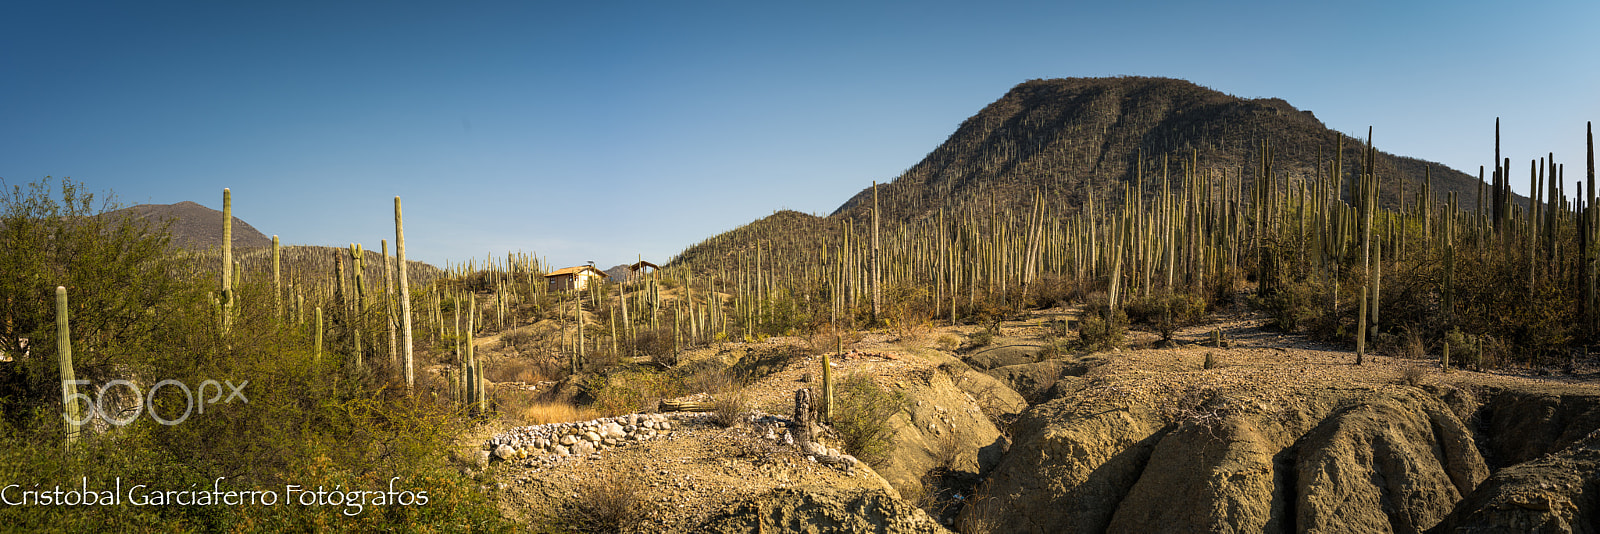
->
106 200 272 251
672 76 1510 270
831 76 1495 224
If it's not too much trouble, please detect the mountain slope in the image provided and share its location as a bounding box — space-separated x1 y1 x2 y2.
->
107 200 272 251
832 76 1494 224
671 76 1509 273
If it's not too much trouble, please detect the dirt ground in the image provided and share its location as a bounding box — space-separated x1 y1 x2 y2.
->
459 304 1600 532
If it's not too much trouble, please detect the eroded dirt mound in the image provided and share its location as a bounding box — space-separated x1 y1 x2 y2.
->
983 356 1105 402
961 346 1499 534
963 343 1043 370
701 487 948 534
1433 428 1600 533
873 364 1010 505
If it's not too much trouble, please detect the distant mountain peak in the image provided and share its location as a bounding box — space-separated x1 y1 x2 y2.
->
831 75 1488 222
107 201 271 250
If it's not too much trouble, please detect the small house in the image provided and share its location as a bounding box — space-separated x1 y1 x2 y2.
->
545 265 609 292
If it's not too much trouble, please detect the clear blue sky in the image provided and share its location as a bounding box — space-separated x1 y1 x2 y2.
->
3 1 1597 269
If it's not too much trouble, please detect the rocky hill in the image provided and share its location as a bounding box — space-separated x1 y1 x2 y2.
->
106 200 271 251
670 77 1510 271
832 76 1496 224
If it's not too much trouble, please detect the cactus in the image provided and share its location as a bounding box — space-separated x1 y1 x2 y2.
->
221 188 233 335
1371 238 1381 345
1442 340 1450 373
272 235 282 318
56 286 81 446
470 299 484 413
382 240 398 369
350 243 365 367
1356 286 1368 365
395 197 414 394
872 181 881 324
315 306 323 364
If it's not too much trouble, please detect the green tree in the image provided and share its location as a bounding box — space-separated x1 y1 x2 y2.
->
0 177 190 426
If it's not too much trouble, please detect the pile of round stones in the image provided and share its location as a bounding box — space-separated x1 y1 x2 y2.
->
487 413 679 462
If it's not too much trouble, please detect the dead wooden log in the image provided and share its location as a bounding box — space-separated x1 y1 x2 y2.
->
658 399 715 412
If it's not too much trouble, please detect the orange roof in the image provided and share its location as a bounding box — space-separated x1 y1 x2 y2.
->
544 265 609 278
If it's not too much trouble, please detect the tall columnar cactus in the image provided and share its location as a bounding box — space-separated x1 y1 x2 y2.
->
467 300 480 412
1371 238 1381 345
382 239 398 369
221 188 233 335
272 235 282 319
872 181 881 323
314 306 324 364
395 197 414 394
1356 286 1368 365
821 351 834 423
1442 340 1450 373
350 243 366 367
57 286 81 446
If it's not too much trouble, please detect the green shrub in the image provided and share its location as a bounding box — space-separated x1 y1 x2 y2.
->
1444 328 1480 370
1077 307 1127 352
1126 291 1207 342
1251 277 1327 333
0 178 512 531
968 330 994 348
832 373 906 468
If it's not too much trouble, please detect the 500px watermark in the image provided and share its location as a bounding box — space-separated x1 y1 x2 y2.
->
63 379 248 426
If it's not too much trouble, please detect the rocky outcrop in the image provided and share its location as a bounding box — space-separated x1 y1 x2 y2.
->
701 487 948 534
963 384 1493 534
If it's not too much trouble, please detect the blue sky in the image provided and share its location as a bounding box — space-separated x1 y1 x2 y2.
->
3 1 1597 269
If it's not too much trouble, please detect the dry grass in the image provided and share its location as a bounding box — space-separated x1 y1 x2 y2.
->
511 401 602 426
709 391 749 428
1400 365 1429 388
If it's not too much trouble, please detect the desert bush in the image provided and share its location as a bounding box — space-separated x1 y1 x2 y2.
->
1024 272 1080 309
678 359 739 395
832 373 906 468
709 391 749 428
0 178 507 530
968 330 994 348
1444 328 1481 370
883 282 934 340
586 368 684 416
936 334 960 352
567 475 643 533
1400 365 1428 387
1210 266 1244 307
1251 276 1327 333
1076 305 1127 352
1126 290 1207 342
